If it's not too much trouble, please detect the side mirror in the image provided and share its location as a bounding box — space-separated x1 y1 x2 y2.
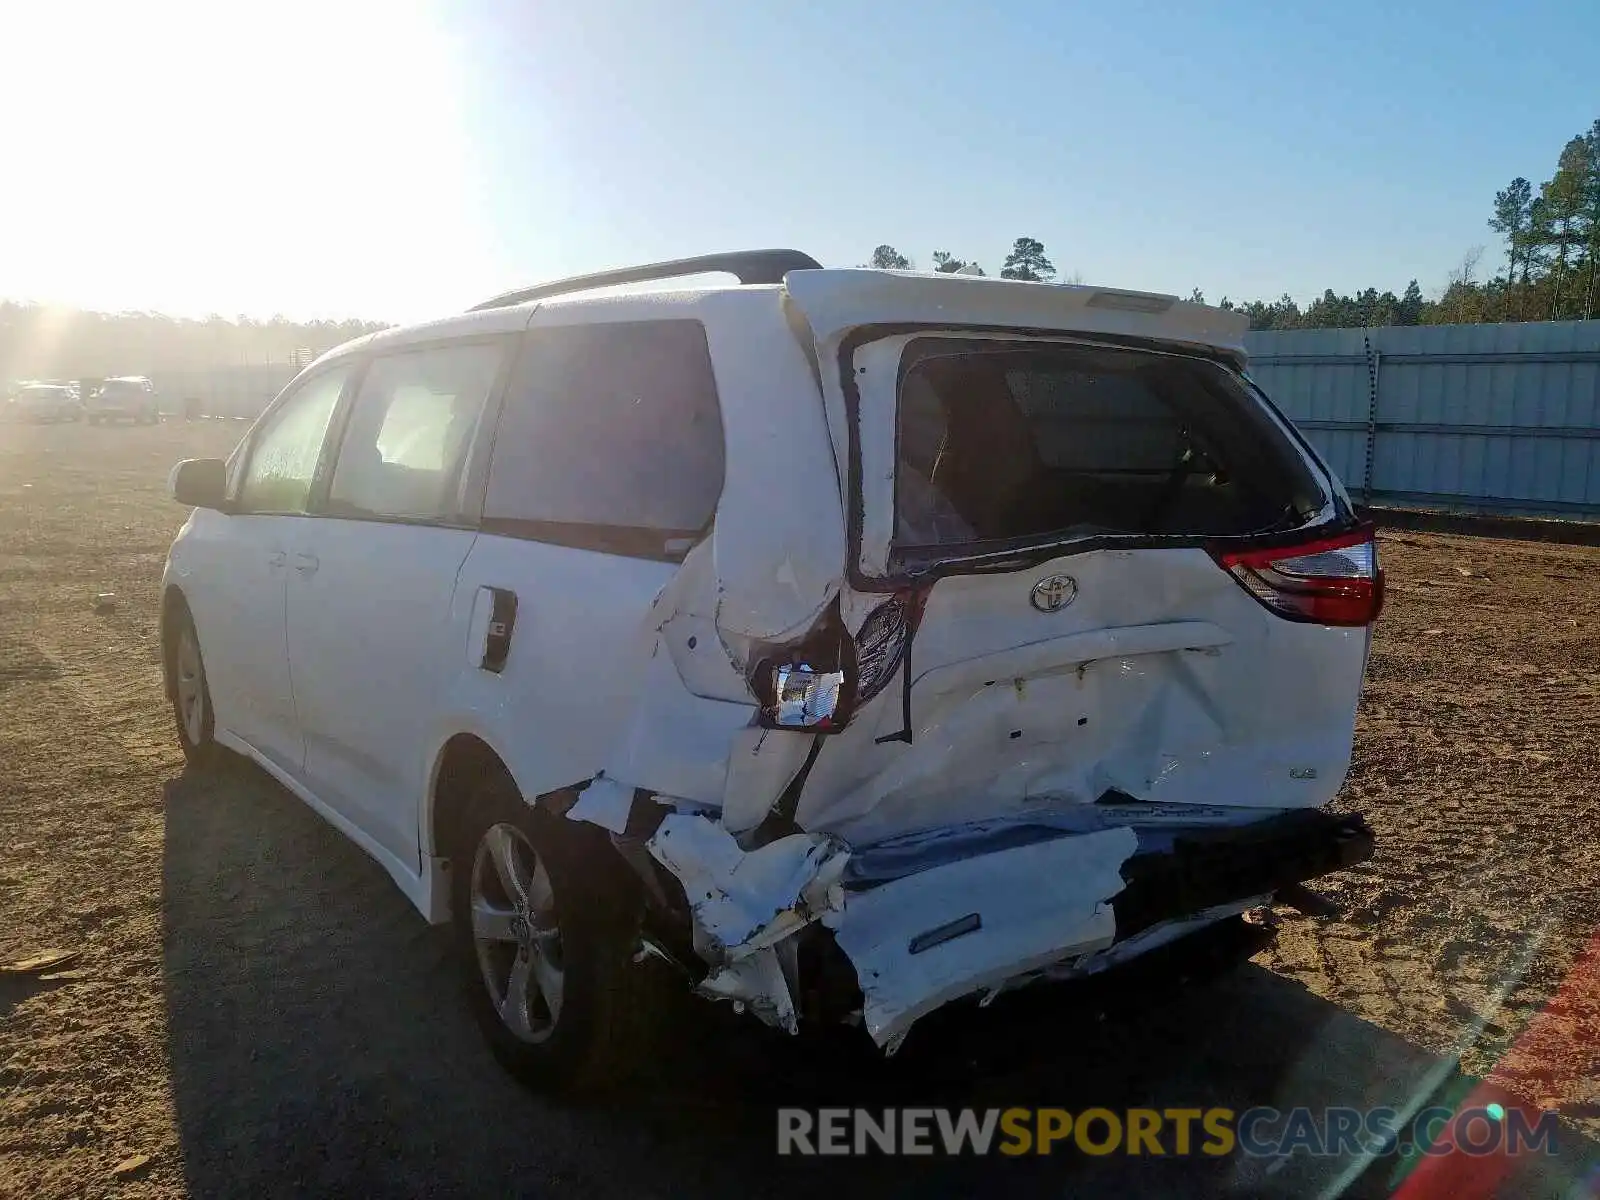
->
170 458 227 509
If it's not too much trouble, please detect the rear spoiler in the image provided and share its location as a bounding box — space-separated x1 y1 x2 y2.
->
784 269 1250 365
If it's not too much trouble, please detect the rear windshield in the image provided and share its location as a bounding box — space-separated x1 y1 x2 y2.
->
893 338 1326 553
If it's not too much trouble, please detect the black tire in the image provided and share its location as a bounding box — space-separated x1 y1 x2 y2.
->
167 605 219 766
449 767 667 1095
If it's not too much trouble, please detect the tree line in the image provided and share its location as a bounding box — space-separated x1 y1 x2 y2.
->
867 236 1441 330
865 116 1600 330
1 303 386 386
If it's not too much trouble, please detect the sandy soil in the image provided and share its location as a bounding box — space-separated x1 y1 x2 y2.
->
1 419 1596 1199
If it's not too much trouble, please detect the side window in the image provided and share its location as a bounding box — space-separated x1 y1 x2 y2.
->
327 342 503 521
235 367 352 514
483 320 724 558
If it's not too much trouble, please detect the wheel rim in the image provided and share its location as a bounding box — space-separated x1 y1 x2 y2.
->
470 823 564 1044
175 628 206 746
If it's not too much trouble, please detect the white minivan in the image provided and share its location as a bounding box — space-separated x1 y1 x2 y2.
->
162 251 1381 1092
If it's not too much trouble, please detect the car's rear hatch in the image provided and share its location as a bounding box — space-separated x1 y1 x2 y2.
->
628 272 1382 1046
721 271 1378 842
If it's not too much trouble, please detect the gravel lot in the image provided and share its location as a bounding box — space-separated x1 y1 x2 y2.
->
2 420 1597 1198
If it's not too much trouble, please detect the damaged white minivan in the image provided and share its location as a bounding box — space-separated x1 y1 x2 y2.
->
161 251 1381 1091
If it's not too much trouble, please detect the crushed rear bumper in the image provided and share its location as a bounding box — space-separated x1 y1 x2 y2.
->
625 803 1375 1048
1113 809 1374 939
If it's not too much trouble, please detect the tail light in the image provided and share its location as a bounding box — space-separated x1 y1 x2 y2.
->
1211 526 1384 627
752 595 918 732
851 595 912 705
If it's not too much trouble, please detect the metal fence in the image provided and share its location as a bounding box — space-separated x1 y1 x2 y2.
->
151 363 300 420
1244 320 1600 520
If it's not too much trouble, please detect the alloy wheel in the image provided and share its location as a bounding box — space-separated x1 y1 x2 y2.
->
470 823 565 1043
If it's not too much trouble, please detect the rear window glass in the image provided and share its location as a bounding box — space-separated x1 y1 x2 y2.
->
484 320 724 558
894 339 1324 551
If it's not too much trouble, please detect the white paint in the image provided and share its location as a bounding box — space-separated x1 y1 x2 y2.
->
285 518 479 870
717 725 818 837
166 509 303 775
565 777 636 836
1049 897 1269 979
784 269 1250 361
697 948 798 1033
647 814 849 963
826 826 1138 1047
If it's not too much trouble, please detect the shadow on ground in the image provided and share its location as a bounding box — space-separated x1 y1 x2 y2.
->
160 764 1597 1200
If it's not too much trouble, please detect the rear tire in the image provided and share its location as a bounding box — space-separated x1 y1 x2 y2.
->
449 768 668 1095
168 607 218 766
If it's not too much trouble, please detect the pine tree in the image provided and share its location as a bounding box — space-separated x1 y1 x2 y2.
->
1397 280 1424 325
1580 118 1600 319
1488 177 1534 316
1540 137 1591 318
999 238 1055 282
868 245 912 271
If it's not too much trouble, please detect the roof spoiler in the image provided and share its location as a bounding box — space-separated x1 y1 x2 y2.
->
468 249 823 312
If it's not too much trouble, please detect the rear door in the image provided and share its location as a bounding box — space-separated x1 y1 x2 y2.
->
445 317 731 808
766 274 1379 843
284 339 506 871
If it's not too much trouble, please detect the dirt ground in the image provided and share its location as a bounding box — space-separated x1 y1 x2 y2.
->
1 419 1597 1199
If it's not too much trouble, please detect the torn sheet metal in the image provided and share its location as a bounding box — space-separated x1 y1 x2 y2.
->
646 813 850 965
698 295 846 641
697 948 798 1033
718 724 820 837
593 641 753 809
825 825 1138 1049
564 777 636 835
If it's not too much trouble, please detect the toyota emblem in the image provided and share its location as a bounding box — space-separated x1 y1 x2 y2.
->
1030 574 1077 613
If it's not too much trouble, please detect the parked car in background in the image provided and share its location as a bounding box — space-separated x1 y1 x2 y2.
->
88 376 161 424
16 383 83 422
160 250 1382 1095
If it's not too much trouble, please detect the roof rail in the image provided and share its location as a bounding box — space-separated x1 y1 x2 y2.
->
468 249 823 312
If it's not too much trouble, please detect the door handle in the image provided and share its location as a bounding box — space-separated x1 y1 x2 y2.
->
293 552 320 577
267 550 287 571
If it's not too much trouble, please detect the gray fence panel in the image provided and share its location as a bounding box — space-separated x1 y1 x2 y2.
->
1243 328 1373 490
1244 320 1600 520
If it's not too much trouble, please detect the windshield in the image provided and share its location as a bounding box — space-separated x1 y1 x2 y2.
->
893 338 1327 554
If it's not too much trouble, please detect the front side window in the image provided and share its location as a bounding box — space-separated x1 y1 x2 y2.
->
893 339 1324 553
235 366 352 514
483 320 724 559
327 342 502 521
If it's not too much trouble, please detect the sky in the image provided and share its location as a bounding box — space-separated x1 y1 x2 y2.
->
2 0 1597 324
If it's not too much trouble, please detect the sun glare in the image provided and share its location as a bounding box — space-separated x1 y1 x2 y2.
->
0 0 490 322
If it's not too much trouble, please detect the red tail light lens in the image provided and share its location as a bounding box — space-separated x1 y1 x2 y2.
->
1212 527 1384 627
852 595 912 705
